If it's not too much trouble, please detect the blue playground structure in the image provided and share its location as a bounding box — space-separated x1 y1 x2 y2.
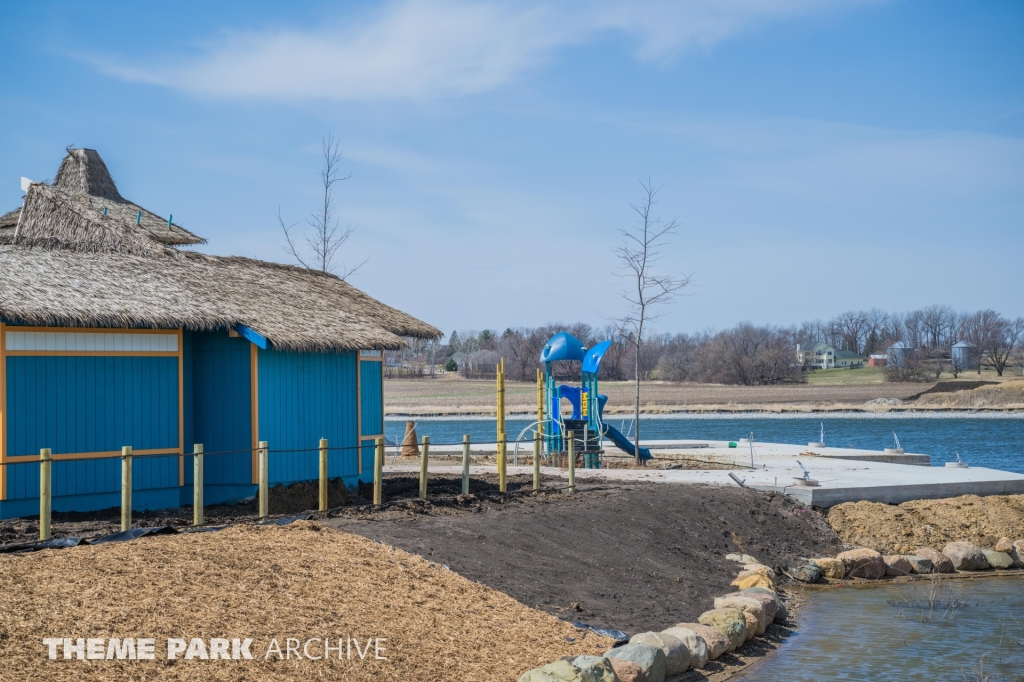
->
539 332 651 466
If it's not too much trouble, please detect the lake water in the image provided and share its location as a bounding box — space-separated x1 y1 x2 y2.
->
385 414 1024 473
733 575 1024 681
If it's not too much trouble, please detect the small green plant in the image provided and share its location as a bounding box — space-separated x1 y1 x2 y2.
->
443 358 457 372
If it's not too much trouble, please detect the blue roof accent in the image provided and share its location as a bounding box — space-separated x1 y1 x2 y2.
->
582 340 613 375
234 324 270 349
539 332 585 363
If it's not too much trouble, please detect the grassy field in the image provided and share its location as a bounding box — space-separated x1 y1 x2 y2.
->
803 366 887 385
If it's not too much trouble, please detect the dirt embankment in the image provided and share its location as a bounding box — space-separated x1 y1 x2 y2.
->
826 494 1024 554
330 477 841 634
913 379 1024 410
0 522 611 682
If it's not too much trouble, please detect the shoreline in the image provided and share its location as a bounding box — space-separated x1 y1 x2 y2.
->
386 409 1024 419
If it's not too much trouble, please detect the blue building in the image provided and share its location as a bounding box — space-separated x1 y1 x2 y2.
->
0 148 438 519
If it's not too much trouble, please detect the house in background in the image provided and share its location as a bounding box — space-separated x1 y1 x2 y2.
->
796 342 864 369
0 148 439 519
868 354 888 367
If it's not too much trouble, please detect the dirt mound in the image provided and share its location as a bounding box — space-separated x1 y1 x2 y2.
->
826 494 1024 553
914 379 1024 409
0 523 610 681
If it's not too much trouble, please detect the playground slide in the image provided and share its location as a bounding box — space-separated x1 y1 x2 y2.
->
602 423 652 461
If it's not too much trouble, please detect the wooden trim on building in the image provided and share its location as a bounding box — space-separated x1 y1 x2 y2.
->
4 350 180 357
0 321 6 501
3 447 181 463
250 343 259 485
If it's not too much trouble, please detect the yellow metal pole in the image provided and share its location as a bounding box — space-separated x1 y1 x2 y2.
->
258 440 269 521
121 446 133 531
567 430 575 493
373 437 384 505
319 437 328 513
39 448 51 541
496 358 505 445
532 430 540 491
498 431 507 492
419 435 429 499
462 434 471 495
193 444 204 527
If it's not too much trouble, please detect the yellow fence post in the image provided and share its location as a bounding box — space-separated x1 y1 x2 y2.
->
39 448 52 541
258 441 269 521
462 434 471 495
373 437 384 506
319 438 328 513
498 431 507 493
496 358 505 445
536 367 544 450
532 431 540 491
193 444 204 528
121 446 133 531
419 435 430 499
567 431 575 493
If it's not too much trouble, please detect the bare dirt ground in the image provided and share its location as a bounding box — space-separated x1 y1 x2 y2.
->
826 493 1024 554
0 522 611 681
384 377 935 415
328 476 841 633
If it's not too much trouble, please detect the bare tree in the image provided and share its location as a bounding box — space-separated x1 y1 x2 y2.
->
280 134 367 279
982 313 1024 377
613 181 690 464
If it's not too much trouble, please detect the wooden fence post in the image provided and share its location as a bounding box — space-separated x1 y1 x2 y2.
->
462 434 471 495
373 437 384 506
532 431 540 491
39 448 52 541
567 431 575 493
498 431 507 493
121 446 133 531
419 435 429 499
319 438 328 513
193 444 204 527
258 441 269 521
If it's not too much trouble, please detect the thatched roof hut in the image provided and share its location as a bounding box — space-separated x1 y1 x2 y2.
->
0 148 439 351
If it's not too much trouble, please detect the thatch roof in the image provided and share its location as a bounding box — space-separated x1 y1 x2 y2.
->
0 148 204 246
0 150 439 351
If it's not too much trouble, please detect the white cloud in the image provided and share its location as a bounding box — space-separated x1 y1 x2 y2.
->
96 0 878 100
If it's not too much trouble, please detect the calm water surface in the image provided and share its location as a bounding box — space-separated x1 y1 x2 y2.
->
733 576 1024 681
385 415 1024 472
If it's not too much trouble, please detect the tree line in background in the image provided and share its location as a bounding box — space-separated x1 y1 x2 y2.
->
385 305 1024 385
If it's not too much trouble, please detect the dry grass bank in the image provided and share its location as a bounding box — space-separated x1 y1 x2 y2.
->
0 522 610 681
826 494 1024 554
914 378 1024 410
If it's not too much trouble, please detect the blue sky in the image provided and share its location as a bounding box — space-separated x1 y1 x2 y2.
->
2 1 1022 336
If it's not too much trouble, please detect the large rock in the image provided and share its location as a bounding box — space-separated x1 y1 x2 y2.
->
722 590 777 623
672 623 729 661
942 541 990 571
915 547 955 574
740 587 788 622
812 557 845 580
629 632 689 676
605 643 666 682
741 611 758 642
981 550 1013 569
995 537 1014 553
903 555 934 574
604 658 646 682
731 573 775 591
738 564 777 582
660 627 708 670
570 656 619 682
713 596 767 636
836 548 886 579
787 563 821 583
726 553 760 565
518 660 582 682
883 555 914 577
697 608 747 652
1011 540 1024 568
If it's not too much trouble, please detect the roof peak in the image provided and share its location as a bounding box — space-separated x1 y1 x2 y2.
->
55 148 125 202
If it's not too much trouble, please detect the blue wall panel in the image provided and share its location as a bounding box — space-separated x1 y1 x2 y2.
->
189 331 253 492
257 349 359 486
360 360 383 437
6 356 179 457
